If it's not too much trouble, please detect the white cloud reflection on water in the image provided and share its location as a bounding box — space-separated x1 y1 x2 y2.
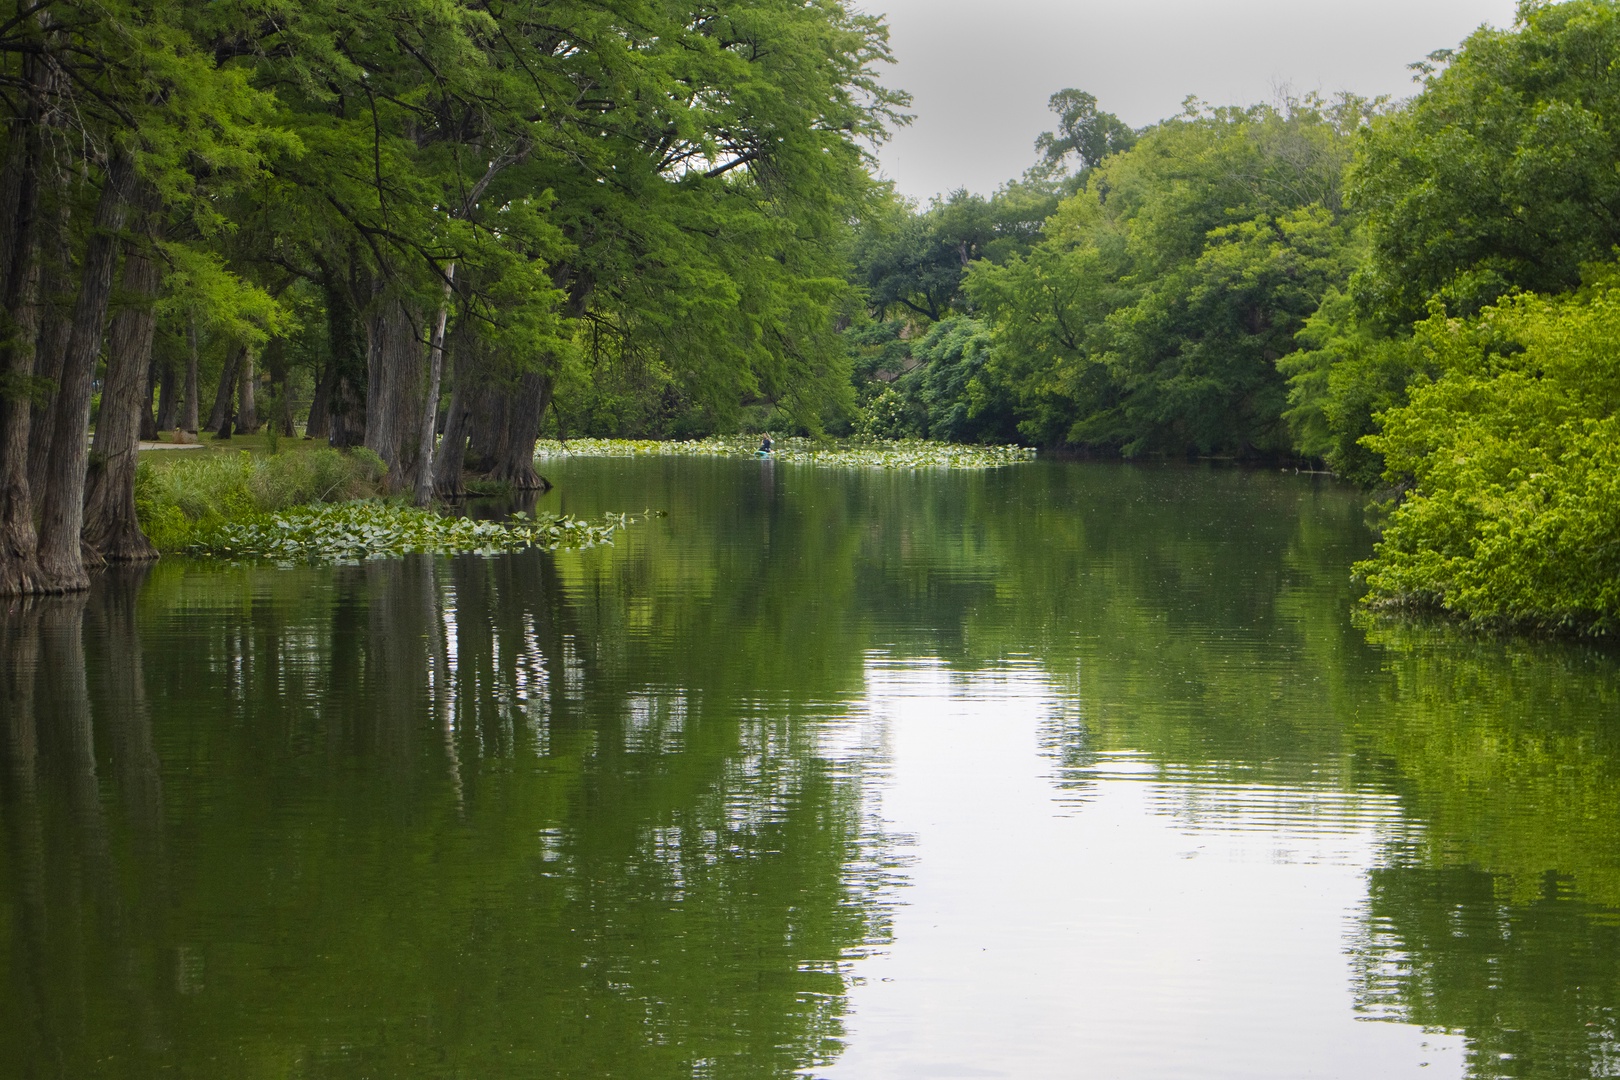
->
814 655 1463 1080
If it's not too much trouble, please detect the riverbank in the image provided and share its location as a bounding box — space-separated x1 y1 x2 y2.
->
134 443 625 561
536 436 1036 468
132 436 1035 564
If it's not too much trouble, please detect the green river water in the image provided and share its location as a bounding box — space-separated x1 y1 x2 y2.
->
3 458 1619 1079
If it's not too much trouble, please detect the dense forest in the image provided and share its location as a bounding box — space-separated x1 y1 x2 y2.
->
0 0 1617 631
0 0 905 595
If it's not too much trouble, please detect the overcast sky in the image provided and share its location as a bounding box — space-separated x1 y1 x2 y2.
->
864 0 1519 202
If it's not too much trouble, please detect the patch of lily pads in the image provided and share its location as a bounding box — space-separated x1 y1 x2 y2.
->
534 436 1035 468
187 501 628 563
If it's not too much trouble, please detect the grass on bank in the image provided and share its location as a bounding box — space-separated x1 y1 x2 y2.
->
134 445 625 561
535 435 1036 468
135 446 387 550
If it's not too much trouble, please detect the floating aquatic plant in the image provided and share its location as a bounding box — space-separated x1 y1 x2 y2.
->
534 436 1035 468
187 502 629 563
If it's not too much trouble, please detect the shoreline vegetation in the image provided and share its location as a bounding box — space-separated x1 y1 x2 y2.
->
131 436 1036 564
536 436 1036 468
2 0 1618 636
133 441 628 563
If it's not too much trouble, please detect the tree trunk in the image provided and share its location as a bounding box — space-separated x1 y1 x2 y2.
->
305 355 332 439
206 345 243 435
154 356 176 432
36 151 135 592
235 347 257 434
364 297 423 493
413 266 454 506
323 273 367 448
179 321 199 435
488 371 554 490
263 340 294 436
26 192 71 516
82 223 161 564
465 379 507 473
434 382 473 498
0 89 44 595
138 355 159 441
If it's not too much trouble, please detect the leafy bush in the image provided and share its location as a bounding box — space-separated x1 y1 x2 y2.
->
1358 270 1620 633
853 386 918 440
135 448 386 551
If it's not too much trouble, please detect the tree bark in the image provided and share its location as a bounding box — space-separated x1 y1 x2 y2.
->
364 296 423 493
413 265 455 506
465 378 508 473
138 355 159 441
305 356 332 440
36 151 135 592
487 371 554 490
82 222 161 564
26 190 71 515
206 345 244 435
434 381 473 498
179 322 199 435
235 347 257 434
0 87 45 595
323 272 367 448
154 355 177 432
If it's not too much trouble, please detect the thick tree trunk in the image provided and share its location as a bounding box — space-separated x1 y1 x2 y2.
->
364 297 423 493
154 356 176 432
488 372 554 490
206 345 243 435
36 151 135 592
465 379 507 473
138 355 159 441
0 95 45 595
26 197 71 515
179 322 199 436
82 227 161 564
323 274 367 448
235 347 257 434
263 342 294 437
413 266 455 506
305 357 332 440
434 381 473 498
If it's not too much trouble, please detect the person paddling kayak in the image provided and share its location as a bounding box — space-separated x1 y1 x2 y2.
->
756 433 774 456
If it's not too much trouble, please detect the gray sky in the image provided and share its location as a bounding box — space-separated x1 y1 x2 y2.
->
865 0 1519 202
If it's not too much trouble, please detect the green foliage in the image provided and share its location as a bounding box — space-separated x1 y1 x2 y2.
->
893 316 1017 443
969 96 1367 455
1277 288 1424 484
851 182 1060 324
1350 0 1620 324
853 385 917 440
1032 88 1137 179
1357 270 1620 633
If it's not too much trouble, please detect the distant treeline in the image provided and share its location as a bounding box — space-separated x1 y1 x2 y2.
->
832 0 1620 634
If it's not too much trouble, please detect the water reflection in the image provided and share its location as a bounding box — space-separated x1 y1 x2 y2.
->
0 554 898 1079
3 459 1620 1078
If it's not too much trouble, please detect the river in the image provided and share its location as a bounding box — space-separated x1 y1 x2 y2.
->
2 457 1618 1079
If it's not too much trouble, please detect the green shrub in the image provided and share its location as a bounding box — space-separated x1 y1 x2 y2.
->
1358 268 1620 634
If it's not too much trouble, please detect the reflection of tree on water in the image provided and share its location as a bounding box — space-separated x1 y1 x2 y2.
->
1 579 172 1075
0 549 896 1079
1352 862 1620 1080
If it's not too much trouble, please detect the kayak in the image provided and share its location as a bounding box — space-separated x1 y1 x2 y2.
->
755 449 772 457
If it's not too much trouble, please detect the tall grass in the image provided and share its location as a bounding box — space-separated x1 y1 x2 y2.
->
135 448 387 551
